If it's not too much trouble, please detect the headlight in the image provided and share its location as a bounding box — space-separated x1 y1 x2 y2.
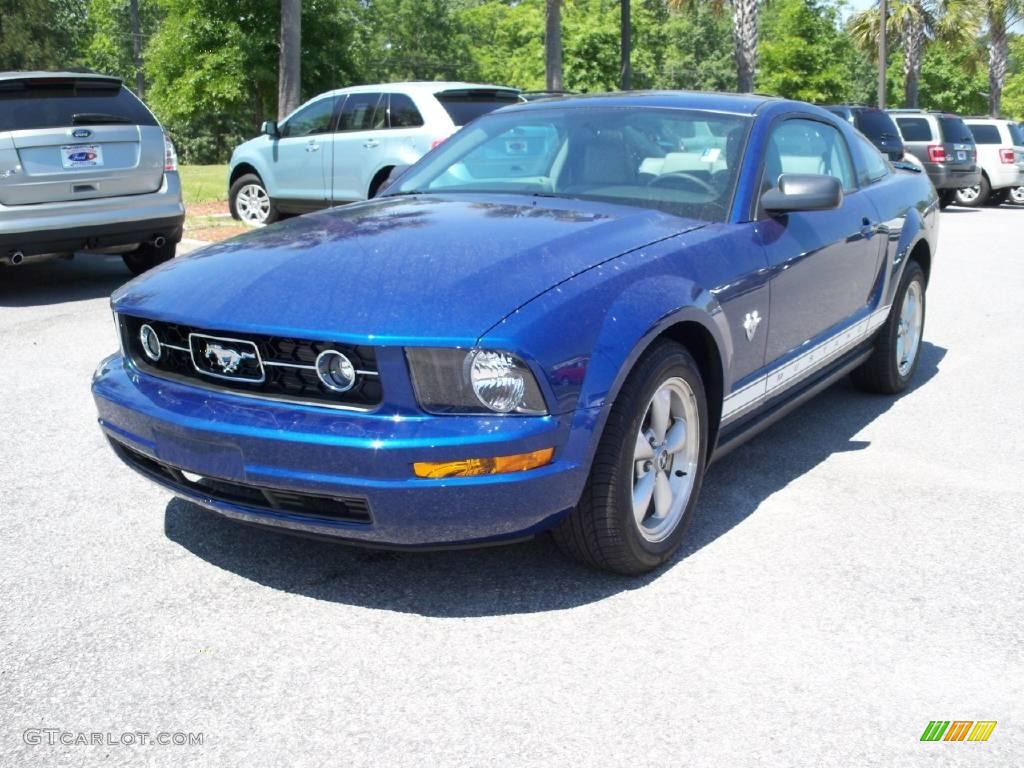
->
406 348 547 415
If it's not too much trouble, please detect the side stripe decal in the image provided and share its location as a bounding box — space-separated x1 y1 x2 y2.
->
721 304 892 422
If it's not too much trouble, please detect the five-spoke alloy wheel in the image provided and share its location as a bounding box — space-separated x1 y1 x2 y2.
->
229 173 278 227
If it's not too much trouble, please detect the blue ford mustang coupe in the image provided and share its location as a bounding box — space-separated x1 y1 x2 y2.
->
92 92 937 574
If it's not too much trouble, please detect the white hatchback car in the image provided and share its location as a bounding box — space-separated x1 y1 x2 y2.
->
956 118 1024 206
228 82 520 225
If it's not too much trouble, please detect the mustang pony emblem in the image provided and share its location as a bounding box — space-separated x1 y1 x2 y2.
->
204 343 256 374
743 310 762 341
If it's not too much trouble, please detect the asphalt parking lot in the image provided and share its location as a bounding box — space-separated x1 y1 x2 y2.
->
1 207 1022 767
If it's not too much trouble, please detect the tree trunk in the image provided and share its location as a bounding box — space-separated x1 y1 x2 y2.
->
128 0 144 98
545 0 563 91
620 0 631 90
278 0 302 121
902 13 924 109
732 0 758 93
988 13 1008 117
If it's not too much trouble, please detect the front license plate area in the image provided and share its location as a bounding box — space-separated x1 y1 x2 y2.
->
153 429 245 481
61 144 104 168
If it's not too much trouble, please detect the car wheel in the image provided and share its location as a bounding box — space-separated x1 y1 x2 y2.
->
1009 186 1024 206
938 190 955 209
954 175 990 207
852 260 926 395
122 240 176 276
552 341 708 575
229 173 278 226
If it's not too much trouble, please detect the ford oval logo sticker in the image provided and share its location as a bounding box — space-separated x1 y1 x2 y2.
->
72 128 92 139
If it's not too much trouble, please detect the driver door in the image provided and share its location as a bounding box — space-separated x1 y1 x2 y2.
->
272 96 334 205
756 117 883 364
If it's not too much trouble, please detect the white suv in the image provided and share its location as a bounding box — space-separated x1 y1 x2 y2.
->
956 118 1024 206
228 82 520 225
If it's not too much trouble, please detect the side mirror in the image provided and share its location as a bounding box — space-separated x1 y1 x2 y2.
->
373 165 412 198
261 120 279 138
761 173 843 214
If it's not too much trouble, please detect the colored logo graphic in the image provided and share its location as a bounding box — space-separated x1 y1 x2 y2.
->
920 721 997 742
67 151 98 163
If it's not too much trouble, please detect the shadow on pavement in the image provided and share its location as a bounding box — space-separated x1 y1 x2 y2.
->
0 254 131 307
164 342 947 617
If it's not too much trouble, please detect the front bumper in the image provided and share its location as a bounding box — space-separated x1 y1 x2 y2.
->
0 172 185 258
92 355 595 547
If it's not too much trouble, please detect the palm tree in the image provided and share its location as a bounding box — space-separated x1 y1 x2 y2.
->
669 0 761 93
278 0 301 120
546 0 563 91
984 0 1023 115
621 0 632 89
849 0 975 108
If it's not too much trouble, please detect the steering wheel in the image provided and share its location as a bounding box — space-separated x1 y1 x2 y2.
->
648 172 718 196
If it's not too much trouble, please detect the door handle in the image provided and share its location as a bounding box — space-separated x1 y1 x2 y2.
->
306 142 320 153
363 139 380 149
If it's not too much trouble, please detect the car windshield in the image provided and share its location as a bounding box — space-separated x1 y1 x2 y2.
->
0 78 157 131
391 107 750 223
939 117 973 144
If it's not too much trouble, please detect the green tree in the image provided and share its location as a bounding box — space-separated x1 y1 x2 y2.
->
757 0 858 102
1001 35 1024 118
0 0 86 70
83 0 161 87
669 0 763 92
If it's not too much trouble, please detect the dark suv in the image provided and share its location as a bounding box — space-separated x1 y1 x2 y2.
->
824 105 905 161
888 109 981 208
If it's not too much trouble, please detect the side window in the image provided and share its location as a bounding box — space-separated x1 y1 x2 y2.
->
967 124 1001 144
765 118 856 192
338 93 384 132
388 93 424 129
854 133 891 186
895 117 932 142
279 98 334 138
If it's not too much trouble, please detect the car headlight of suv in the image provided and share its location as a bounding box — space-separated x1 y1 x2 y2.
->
406 348 548 415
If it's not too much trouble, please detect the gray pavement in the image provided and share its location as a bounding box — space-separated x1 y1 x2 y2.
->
1 208 1021 767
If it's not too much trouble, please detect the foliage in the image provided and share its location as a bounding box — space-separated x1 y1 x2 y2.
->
1002 36 1024 119
757 0 861 102
0 0 86 70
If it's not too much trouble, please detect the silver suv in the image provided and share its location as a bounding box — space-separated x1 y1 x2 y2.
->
889 109 981 209
956 118 1024 207
228 82 520 225
0 71 185 275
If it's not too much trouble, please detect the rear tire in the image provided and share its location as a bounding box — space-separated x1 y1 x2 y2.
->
852 261 926 395
122 240 176 276
954 174 990 207
1010 186 1024 206
552 341 708 575
229 173 278 226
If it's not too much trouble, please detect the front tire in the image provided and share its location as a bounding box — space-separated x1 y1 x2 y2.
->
122 240 176 276
229 173 278 226
1009 186 1024 206
938 190 955 210
954 175 990 207
553 342 708 575
852 260 926 394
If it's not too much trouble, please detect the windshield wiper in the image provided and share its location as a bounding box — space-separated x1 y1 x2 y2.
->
72 112 133 125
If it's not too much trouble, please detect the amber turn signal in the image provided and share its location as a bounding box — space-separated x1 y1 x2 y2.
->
413 448 555 479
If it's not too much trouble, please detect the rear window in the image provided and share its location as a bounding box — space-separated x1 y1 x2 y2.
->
939 117 973 143
854 109 901 142
894 117 932 142
434 90 521 126
967 124 1001 144
387 93 423 128
0 78 157 131
1007 123 1024 146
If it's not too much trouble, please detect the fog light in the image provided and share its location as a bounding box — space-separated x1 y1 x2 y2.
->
316 349 356 392
139 323 161 362
413 448 554 478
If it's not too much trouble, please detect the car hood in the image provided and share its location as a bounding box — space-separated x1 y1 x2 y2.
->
112 194 704 343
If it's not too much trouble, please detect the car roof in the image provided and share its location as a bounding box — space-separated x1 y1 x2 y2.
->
0 70 122 85
501 90 781 116
322 81 519 98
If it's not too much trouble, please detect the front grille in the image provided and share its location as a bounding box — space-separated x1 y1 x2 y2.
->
119 315 382 409
114 441 372 524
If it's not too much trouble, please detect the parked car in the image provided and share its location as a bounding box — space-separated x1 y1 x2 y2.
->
1015 123 1024 205
889 108 981 208
824 105 905 161
227 82 521 226
94 92 937 575
0 71 184 274
954 118 1024 206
